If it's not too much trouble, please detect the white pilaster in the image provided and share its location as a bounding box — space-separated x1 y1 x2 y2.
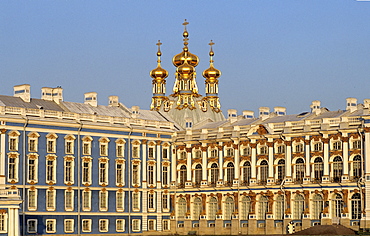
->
286 140 292 179
171 146 176 183
186 145 192 182
142 141 147 182
323 138 329 179
218 143 223 181
156 141 161 187
342 136 349 178
268 140 274 179
202 145 207 181
251 141 257 180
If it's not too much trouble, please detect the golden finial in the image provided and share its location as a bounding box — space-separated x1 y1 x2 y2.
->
183 19 189 47
209 40 215 63
156 40 162 64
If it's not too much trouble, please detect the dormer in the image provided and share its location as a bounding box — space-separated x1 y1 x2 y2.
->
14 84 31 102
242 110 254 119
310 100 321 115
274 106 286 116
108 95 119 107
227 109 237 123
364 99 370 109
84 92 98 107
131 106 140 118
259 107 270 120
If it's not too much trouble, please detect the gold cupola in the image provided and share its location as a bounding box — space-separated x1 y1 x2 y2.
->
150 40 169 111
203 40 221 81
172 20 199 67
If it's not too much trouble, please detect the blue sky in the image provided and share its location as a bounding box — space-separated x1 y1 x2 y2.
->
1 1 370 115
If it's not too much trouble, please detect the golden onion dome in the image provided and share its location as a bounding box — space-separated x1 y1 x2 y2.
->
172 49 199 67
150 40 169 79
176 60 194 77
203 64 221 79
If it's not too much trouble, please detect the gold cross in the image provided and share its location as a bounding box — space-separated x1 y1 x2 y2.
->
209 40 215 46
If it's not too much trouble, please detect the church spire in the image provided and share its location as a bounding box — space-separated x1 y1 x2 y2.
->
203 40 222 112
150 40 169 111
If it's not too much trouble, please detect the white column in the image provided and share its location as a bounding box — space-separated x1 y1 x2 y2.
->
201 145 207 181
364 128 370 221
8 208 14 236
251 141 257 180
156 141 161 187
234 142 240 181
323 138 330 178
186 145 192 182
342 136 349 177
14 208 20 236
142 140 147 183
286 140 292 179
171 146 176 183
305 138 310 178
268 141 274 179
0 129 6 183
218 143 223 181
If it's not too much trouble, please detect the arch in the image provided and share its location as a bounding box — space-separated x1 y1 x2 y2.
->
332 193 343 218
293 194 304 219
257 195 268 220
225 162 235 185
224 196 234 219
241 161 251 186
192 197 202 220
240 196 251 220
275 194 284 220
332 156 343 183
177 197 187 218
208 196 218 220
312 194 323 219
351 192 361 220
194 164 202 186
313 157 323 182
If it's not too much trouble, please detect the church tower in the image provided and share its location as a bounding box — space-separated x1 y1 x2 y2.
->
150 20 225 129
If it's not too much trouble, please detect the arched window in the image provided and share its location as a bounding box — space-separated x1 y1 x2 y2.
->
332 194 343 218
351 193 361 220
178 198 187 219
194 164 202 187
293 194 304 219
224 197 234 220
240 196 251 220
193 197 202 220
277 159 285 183
208 197 218 220
209 163 218 186
352 155 361 181
179 165 187 187
225 162 235 186
295 158 305 183
312 194 323 219
332 156 343 183
259 160 268 185
314 157 323 183
275 195 284 220
258 196 268 220
242 162 251 186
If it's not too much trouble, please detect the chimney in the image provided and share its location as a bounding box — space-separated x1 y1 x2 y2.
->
310 100 321 115
14 84 31 102
108 95 119 107
131 106 140 118
364 99 370 109
242 110 254 119
41 87 53 101
259 107 270 120
346 97 357 112
227 109 237 123
84 92 98 107
274 106 286 116
52 87 63 104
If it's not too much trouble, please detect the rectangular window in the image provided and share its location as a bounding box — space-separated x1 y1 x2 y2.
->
82 191 91 211
99 162 108 185
8 157 18 182
46 189 56 211
28 158 37 183
47 140 55 153
132 164 139 185
64 219 74 233
46 219 56 233
9 137 17 151
46 159 56 183
148 220 156 231
162 166 168 185
162 148 168 159
116 219 125 232
0 214 7 233
132 219 141 232
117 144 124 157
82 219 91 232
83 142 91 155
28 189 37 211
148 165 154 185
148 193 155 210
148 147 154 158
27 219 37 233
100 143 108 156
65 141 74 154
162 194 169 210
116 191 124 212
132 146 139 158
99 219 109 232
65 190 74 211
116 162 124 186
132 192 140 211
29 139 37 152
64 160 74 183
100 191 108 211
82 161 91 184
163 220 170 230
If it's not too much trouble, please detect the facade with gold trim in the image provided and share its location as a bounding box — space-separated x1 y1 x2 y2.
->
0 21 369 235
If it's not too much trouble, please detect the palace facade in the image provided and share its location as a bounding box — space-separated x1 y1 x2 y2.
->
0 21 369 235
